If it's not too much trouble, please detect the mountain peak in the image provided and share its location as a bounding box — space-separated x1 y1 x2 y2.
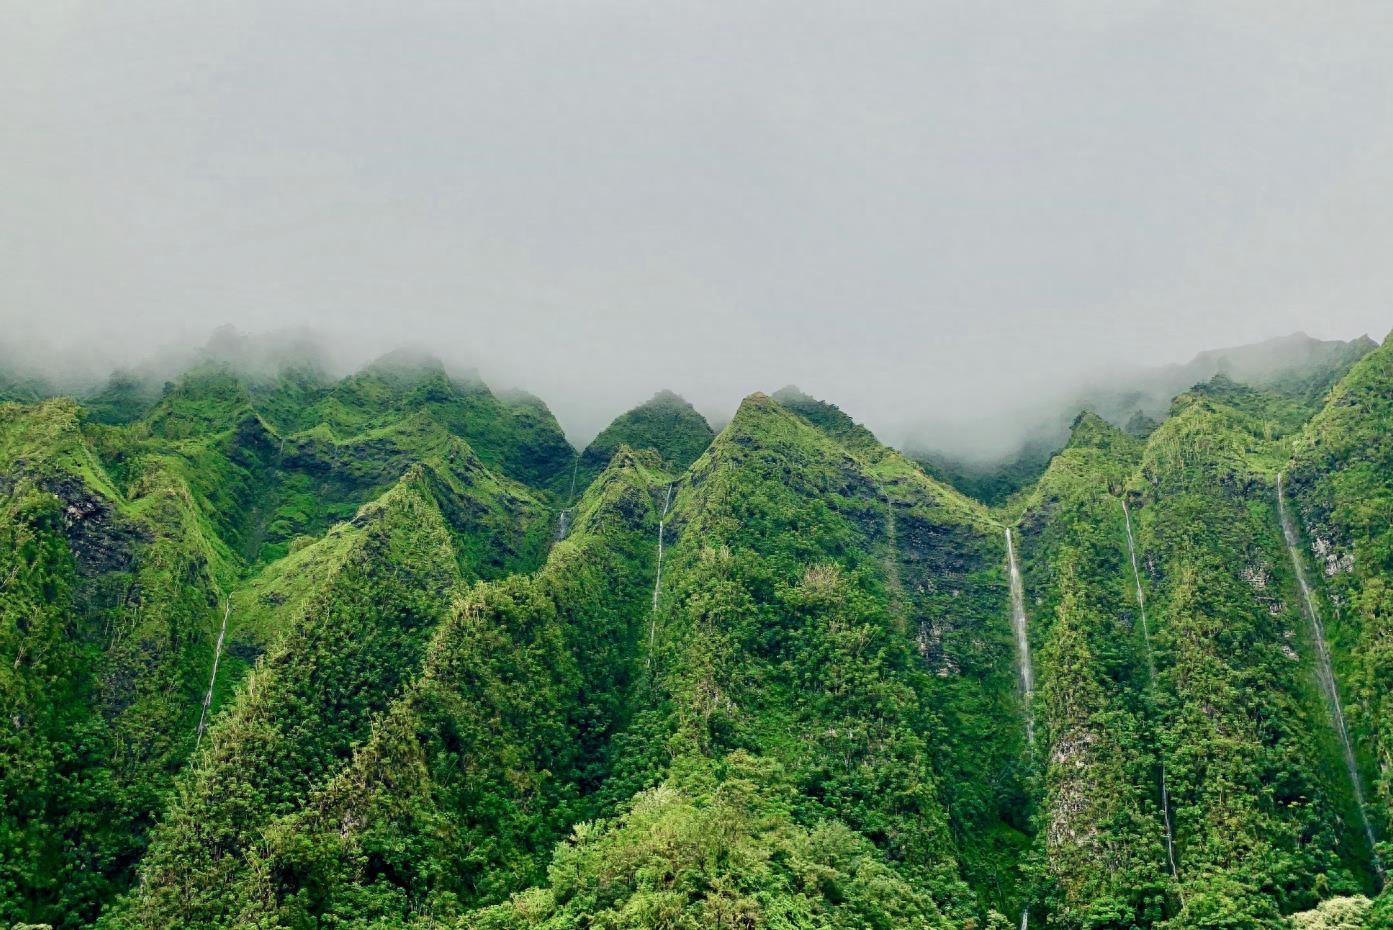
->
1064 410 1132 452
727 391 785 427
576 390 715 490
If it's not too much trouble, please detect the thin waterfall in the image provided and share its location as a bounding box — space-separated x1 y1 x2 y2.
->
1005 528 1035 748
1277 472 1384 881
647 483 675 669
195 595 232 749
1003 529 1034 930
566 455 581 502
556 455 582 543
1121 499 1184 895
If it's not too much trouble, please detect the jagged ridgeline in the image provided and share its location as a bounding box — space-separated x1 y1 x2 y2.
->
4 334 1393 929
1008 339 1393 929
0 354 565 928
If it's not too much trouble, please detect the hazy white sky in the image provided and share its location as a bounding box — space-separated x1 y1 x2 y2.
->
3 1 1391 448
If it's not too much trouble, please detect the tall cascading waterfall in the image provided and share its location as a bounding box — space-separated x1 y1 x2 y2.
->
1277 472 1384 882
566 455 581 502
195 595 232 749
556 456 583 542
1005 527 1036 930
1005 528 1036 748
1121 499 1184 896
647 483 675 670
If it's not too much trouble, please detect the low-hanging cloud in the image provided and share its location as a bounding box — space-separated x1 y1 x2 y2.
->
3 1 1391 453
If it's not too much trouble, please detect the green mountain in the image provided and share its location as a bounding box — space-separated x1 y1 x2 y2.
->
0 361 554 928
3 333 1393 929
573 390 715 496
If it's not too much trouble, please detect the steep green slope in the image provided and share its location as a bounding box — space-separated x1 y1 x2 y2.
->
196 448 667 928
1288 333 1393 867
240 363 335 436
107 468 472 929
2 368 557 928
770 385 883 455
584 392 1023 925
917 440 1056 509
101 385 1024 929
913 334 1375 509
288 354 576 492
0 454 95 922
126 364 558 566
0 399 234 928
86 447 663 928
497 388 583 494
213 432 550 692
575 390 714 493
823 394 1031 908
135 357 573 554
9 336 1393 930
1131 391 1365 923
1006 375 1391 927
1182 333 1376 409
1013 413 1176 926
1014 414 1175 924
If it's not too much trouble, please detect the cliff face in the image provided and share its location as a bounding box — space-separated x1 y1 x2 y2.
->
2 339 1391 929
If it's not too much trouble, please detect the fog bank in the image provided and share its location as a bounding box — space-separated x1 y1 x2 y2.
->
4 2 1392 453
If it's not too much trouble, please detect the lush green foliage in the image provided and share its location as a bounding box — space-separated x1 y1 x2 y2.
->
1136 391 1369 921
4 338 1393 930
1290 338 1393 854
575 390 714 493
1016 414 1174 926
465 753 966 930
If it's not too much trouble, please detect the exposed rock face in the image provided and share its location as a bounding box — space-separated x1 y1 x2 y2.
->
42 476 147 577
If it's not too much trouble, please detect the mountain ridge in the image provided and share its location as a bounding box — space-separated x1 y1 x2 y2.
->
3 331 1392 928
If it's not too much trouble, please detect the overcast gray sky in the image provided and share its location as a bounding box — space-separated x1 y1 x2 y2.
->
3 1 1391 451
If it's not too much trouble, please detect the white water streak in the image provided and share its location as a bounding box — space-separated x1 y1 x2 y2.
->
195 596 231 749
1005 528 1035 748
566 455 581 503
1277 473 1384 882
555 456 583 543
647 483 675 669
1121 499 1184 896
